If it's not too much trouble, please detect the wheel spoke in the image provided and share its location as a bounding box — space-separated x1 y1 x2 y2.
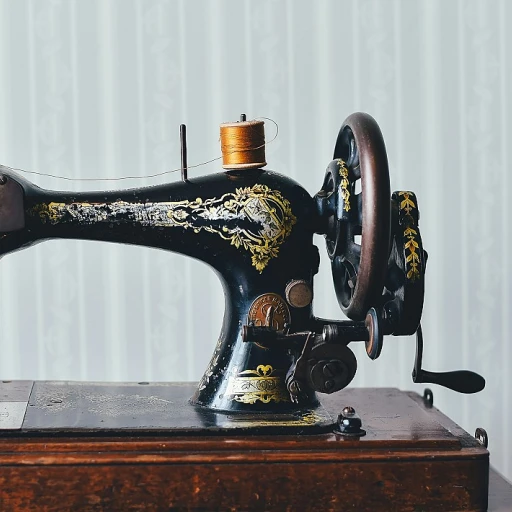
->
352 193 363 228
346 135 358 167
344 241 361 267
342 241 361 290
351 163 361 180
317 193 335 217
332 256 355 307
346 136 361 179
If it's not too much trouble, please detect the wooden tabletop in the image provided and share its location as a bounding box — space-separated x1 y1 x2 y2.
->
0 382 507 510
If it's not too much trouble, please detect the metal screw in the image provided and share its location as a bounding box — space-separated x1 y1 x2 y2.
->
335 406 366 437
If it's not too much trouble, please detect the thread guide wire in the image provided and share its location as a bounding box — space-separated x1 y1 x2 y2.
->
0 115 278 184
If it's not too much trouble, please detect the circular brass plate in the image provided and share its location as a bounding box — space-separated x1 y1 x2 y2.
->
248 293 291 332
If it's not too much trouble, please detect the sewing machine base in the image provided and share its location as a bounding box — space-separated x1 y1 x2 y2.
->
0 381 333 435
0 383 489 511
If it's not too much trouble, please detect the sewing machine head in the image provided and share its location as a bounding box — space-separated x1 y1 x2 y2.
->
0 112 484 423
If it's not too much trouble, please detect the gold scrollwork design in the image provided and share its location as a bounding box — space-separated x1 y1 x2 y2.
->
338 159 350 212
299 412 324 425
30 184 297 272
228 410 326 428
398 192 421 281
225 364 289 404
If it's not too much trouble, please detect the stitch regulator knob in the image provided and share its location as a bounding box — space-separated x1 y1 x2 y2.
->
285 280 313 308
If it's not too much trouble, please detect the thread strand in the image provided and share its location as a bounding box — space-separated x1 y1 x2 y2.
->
0 117 278 182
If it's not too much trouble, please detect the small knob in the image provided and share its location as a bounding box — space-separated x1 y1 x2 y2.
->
335 406 366 437
285 280 313 308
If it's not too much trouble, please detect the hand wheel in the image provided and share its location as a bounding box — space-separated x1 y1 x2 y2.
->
315 112 391 320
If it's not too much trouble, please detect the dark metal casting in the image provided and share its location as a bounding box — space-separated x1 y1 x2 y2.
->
0 112 485 422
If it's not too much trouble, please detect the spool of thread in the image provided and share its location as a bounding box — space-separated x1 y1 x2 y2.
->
219 119 267 170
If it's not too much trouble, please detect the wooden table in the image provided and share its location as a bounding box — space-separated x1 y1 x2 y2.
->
0 382 504 511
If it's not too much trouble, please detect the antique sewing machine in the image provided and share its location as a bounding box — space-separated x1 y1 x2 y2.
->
0 113 493 511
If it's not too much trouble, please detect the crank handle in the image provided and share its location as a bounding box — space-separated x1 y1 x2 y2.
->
413 324 485 394
412 368 485 394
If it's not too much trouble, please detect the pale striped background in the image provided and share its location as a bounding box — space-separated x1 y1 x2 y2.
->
0 0 510 480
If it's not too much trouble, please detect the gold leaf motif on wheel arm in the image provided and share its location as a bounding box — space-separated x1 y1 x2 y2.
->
398 192 421 281
338 159 351 212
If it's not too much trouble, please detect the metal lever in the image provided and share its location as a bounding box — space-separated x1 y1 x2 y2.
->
286 332 316 404
412 324 485 394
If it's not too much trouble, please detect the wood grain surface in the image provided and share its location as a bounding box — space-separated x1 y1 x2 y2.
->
0 385 492 511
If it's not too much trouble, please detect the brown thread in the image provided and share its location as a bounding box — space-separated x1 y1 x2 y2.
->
0 117 277 182
220 119 266 170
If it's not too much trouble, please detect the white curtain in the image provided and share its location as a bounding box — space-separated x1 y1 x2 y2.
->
0 0 510 480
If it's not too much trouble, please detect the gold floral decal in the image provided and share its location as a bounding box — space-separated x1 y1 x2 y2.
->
30 184 296 272
398 192 421 281
228 410 326 428
338 159 351 212
225 364 289 404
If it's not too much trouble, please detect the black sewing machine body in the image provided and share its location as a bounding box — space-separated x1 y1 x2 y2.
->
0 113 493 511
0 113 484 424
1 166 329 415
1 168 319 411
